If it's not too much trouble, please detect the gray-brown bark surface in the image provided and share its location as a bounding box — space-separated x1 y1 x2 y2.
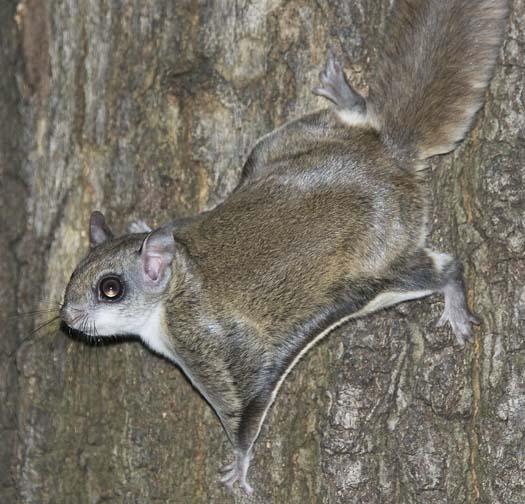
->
0 0 523 503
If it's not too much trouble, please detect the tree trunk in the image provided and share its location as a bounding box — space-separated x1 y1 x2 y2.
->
1 0 523 502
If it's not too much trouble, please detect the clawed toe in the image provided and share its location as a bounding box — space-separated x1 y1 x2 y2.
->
469 312 481 325
219 462 236 474
320 50 342 83
220 469 236 486
240 480 254 495
219 468 253 496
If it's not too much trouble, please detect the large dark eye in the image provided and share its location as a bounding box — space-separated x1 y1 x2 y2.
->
98 275 124 301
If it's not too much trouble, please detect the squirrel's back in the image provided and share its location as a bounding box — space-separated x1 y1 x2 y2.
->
367 0 508 160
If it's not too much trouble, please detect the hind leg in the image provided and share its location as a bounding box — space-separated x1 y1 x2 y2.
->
220 448 254 495
426 251 480 345
359 249 479 345
218 392 277 495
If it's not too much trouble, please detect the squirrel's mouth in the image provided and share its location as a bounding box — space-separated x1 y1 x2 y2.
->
60 320 130 347
59 304 104 339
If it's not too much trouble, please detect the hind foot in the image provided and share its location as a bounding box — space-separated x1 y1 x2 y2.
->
437 283 480 346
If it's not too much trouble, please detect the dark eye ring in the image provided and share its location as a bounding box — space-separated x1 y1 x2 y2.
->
98 275 124 301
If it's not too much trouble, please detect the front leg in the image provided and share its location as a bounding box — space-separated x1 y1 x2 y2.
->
220 448 254 495
219 392 275 495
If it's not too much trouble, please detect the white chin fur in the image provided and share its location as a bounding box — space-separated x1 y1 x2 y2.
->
98 305 172 358
69 305 172 360
91 305 160 337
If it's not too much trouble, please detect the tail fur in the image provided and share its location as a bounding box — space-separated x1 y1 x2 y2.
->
368 0 508 160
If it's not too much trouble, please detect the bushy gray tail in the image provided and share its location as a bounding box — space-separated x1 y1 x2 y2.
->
368 0 508 160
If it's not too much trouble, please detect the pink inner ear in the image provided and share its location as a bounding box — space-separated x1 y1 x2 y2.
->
144 256 162 282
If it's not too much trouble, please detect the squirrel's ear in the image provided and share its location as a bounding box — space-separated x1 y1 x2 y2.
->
140 227 176 283
89 211 114 248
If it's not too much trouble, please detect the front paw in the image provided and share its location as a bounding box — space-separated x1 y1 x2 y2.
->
219 450 254 495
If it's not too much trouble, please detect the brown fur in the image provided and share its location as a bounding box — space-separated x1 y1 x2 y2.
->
368 0 508 159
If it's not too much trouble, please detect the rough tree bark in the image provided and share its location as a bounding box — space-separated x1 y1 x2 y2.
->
0 0 523 503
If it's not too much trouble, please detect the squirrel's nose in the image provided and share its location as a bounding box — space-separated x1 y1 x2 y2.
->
59 304 72 324
59 304 82 327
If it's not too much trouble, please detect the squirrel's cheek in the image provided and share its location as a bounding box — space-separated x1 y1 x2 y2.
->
92 308 153 337
91 309 127 336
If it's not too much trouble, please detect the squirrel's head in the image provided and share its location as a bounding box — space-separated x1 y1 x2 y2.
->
60 211 176 339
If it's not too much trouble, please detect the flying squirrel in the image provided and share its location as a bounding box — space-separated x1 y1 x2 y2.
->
60 0 508 494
